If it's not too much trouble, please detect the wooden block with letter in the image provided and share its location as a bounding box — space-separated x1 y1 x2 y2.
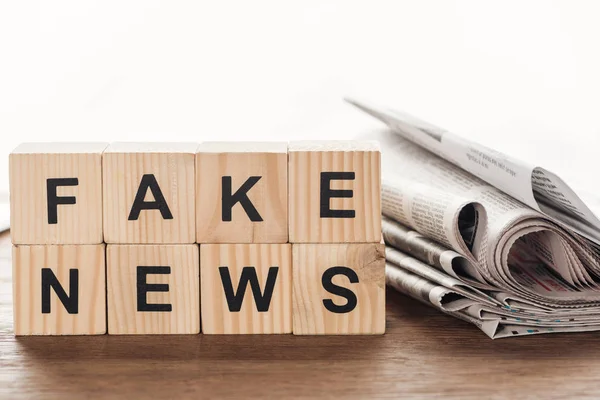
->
292 243 385 335
288 141 381 243
12 244 106 335
106 244 200 334
103 142 197 244
196 142 288 243
9 142 107 244
200 243 292 334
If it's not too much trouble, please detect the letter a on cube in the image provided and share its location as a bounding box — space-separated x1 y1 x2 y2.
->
288 141 381 243
103 143 197 244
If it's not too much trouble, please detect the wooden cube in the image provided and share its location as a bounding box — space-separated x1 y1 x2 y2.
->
288 141 381 243
292 243 385 335
12 244 106 335
196 142 288 243
200 243 291 334
10 143 107 244
107 244 200 334
103 142 197 244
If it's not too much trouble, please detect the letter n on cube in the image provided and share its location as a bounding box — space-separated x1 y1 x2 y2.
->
12 244 106 335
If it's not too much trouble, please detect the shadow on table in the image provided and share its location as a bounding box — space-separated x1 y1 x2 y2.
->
384 288 600 360
13 288 600 364
10 288 600 398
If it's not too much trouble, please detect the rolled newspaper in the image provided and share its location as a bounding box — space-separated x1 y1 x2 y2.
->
351 99 600 338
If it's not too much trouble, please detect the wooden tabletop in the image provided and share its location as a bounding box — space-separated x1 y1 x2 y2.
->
2 232 600 399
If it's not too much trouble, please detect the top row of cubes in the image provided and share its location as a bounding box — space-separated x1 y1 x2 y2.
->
9 141 381 245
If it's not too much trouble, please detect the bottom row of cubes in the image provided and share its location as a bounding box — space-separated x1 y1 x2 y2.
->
12 243 386 335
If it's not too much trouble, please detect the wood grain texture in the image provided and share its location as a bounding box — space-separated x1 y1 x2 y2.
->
103 143 197 244
107 244 200 334
289 141 381 243
196 142 288 243
9 142 107 244
12 244 106 335
5 233 600 399
200 243 291 334
293 243 385 335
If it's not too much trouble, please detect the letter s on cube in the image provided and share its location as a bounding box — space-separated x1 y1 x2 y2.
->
292 243 385 335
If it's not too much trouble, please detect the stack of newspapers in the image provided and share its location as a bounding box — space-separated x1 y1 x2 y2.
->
349 98 600 339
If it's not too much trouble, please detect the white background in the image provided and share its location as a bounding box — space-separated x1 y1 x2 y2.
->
1 0 600 197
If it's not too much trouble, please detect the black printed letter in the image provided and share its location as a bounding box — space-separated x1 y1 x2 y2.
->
219 266 278 312
41 268 79 314
137 266 172 312
222 176 263 222
46 178 78 224
128 174 173 220
321 266 358 314
320 172 355 218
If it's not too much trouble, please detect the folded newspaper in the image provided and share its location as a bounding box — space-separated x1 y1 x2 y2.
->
348 98 600 339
